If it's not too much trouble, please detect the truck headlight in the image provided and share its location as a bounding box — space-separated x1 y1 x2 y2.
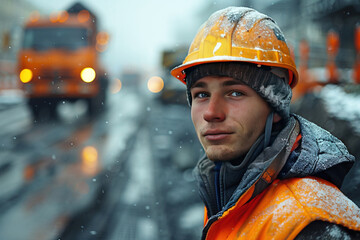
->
20 69 33 83
80 67 96 83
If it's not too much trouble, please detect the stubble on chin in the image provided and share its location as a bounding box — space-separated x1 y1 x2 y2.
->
204 145 242 162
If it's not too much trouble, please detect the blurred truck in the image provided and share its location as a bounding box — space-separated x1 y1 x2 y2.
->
18 3 109 119
159 47 188 105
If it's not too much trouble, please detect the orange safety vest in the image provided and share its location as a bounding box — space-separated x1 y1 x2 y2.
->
203 177 360 240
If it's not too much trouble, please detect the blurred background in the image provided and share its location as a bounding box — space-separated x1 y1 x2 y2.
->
0 0 359 239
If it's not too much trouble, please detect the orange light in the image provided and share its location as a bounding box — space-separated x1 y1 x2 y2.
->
20 69 33 83
96 32 109 45
50 12 58 23
96 32 109 52
58 11 69 23
29 11 40 22
82 146 98 164
147 76 164 93
111 78 122 94
78 10 90 23
81 146 99 176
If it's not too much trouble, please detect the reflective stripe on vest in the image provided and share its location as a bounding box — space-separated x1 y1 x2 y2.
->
204 177 360 240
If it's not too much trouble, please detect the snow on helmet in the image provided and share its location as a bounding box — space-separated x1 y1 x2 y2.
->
171 7 298 88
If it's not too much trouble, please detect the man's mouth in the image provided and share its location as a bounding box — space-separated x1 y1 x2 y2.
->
203 130 233 141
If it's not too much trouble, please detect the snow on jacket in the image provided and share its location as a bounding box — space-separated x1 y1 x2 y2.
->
193 114 360 239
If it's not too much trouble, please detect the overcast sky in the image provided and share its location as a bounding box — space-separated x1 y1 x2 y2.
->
25 0 208 77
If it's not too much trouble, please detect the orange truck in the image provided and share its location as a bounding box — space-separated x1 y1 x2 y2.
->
18 3 109 119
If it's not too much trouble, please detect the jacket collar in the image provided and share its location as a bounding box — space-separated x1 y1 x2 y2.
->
278 114 354 188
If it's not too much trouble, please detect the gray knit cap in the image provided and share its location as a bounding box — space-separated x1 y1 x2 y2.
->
185 62 292 119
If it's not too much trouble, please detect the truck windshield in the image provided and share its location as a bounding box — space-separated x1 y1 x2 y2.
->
23 27 90 51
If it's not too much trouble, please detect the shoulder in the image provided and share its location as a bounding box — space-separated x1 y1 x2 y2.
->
293 114 353 159
295 220 360 240
279 177 360 232
281 177 359 215
282 177 350 204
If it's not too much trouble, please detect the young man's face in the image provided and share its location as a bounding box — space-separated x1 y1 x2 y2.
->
190 76 271 162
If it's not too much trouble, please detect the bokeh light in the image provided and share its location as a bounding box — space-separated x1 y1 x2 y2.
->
81 146 99 176
29 11 40 22
111 78 122 94
80 67 96 83
49 12 58 23
77 10 90 23
58 11 69 23
147 76 164 93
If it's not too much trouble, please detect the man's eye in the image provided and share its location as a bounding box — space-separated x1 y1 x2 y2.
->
194 92 209 99
230 91 243 97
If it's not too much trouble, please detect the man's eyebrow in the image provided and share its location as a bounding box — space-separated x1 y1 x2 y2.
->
190 79 243 89
222 79 243 86
191 81 207 89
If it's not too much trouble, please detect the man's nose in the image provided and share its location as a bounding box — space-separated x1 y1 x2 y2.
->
203 96 226 122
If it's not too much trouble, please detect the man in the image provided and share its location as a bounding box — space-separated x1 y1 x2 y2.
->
171 7 360 239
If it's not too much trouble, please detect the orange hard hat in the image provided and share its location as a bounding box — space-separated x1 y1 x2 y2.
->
171 7 298 88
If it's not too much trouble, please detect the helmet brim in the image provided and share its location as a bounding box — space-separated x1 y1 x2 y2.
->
171 56 298 88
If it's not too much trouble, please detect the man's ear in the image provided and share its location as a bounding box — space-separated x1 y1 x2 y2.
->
273 113 282 123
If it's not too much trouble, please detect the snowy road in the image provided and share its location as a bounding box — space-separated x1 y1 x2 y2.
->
0 88 146 240
58 97 204 240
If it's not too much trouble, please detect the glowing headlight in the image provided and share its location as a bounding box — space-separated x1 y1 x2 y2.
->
20 69 33 83
80 67 96 83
